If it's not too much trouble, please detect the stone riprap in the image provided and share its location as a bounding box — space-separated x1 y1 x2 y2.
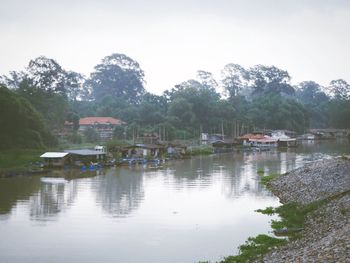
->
258 194 350 263
257 157 350 263
268 158 350 205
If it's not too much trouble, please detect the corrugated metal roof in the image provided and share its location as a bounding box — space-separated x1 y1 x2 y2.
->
64 149 107 156
79 117 125 125
40 152 69 158
124 144 165 149
239 133 266 140
249 138 277 143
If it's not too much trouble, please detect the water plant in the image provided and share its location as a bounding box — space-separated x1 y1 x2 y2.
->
257 168 264 175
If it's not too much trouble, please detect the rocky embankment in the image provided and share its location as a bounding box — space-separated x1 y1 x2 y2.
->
259 157 350 263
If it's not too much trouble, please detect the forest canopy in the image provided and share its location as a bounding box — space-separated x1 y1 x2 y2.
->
1 53 350 147
0 85 57 149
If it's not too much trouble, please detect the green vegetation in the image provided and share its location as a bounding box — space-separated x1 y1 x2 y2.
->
218 190 350 263
2 53 350 149
218 199 325 262
266 191 350 238
0 85 57 150
260 173 281 186
257 168 264 175
185 145 213 156
0 149 43 173
1 54 350 172
220 235 287 263
105 139 132 159
256 206 274 215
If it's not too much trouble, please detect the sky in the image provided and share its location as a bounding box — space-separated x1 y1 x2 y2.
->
1 0 350 94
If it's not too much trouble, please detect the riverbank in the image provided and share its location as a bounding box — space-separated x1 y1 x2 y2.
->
0 149 43 177
219 157 350 263
257 157 350 262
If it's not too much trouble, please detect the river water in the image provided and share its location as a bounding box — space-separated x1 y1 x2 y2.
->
0 140 349 263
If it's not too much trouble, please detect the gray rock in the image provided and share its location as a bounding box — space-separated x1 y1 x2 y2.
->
255 158 350 263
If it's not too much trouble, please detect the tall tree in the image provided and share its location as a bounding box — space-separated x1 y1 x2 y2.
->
0 85 56 149
167 78 223 131
196 70 218 91
16 79 69 129
295 81 329 128
0 71 27 89
26 56 66 94
87 53 145 103
328 79 350 100
64 71 86 101
3 56 71 130
247 94 309 133
296 81 328 104
221 63 249 98
248 65 294 96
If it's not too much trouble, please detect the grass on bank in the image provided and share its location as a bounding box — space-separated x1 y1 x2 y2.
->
220 235 287 263
260 173 281 186
185 145 213 156
257 168 265 175
0 149 43 172
217 172 332 263
219 200 328 263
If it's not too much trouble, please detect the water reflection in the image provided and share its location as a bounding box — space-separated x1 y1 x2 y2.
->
168 152 288 198
0 177 41 215
93 167 145 217
0 141 349 263
1 141 348 221
0 170 101 219
29 180 78 221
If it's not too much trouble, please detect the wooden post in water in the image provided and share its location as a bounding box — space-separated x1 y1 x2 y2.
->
221 121 224 140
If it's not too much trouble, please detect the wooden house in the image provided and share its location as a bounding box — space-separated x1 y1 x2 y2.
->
40 152 70 167
78 117 126 141
237 133 266 147
123 144 165 158
166 143 187 157
64 149 107 165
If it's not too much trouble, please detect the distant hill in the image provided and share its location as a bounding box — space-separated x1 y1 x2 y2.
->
0 85 57 149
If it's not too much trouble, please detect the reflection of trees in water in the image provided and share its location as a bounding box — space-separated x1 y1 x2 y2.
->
222 150 299 198
216 153 269 198
29 180 78 221
165 156 219 189
0 170 97 219
95 168 144 217
220 151 297 198
163 151 299 198
0 177 41 215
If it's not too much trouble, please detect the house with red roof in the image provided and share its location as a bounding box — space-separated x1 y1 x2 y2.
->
78 117 126 141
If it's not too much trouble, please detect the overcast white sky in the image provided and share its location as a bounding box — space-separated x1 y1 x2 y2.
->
1 0 349 94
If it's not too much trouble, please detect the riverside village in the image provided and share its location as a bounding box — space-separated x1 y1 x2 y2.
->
39 116 349 170
1 2 350 262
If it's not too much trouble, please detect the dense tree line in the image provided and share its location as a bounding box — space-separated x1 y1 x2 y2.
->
0 85 56 149
1 53 350 147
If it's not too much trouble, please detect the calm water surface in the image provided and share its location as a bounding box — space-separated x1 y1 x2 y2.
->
0 141 349 263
